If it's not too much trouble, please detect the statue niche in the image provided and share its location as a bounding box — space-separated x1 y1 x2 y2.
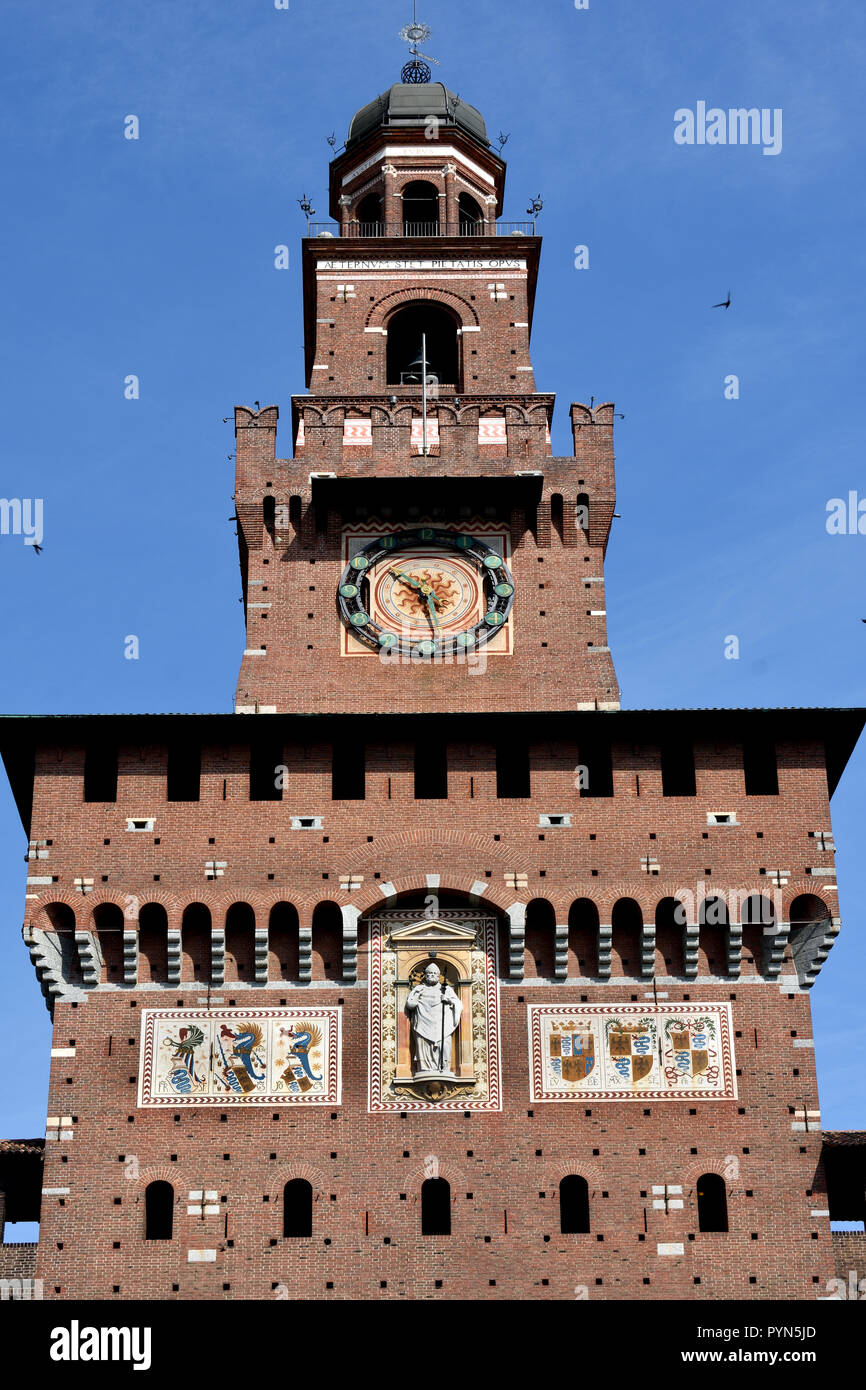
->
390 920 476 1095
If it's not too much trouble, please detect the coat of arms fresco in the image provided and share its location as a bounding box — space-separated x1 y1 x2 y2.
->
529 1003 736 1103
138 1007 341 1107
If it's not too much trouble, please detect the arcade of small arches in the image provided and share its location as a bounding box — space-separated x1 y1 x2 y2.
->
28 890 834 993
341 178 493 239
141 1171 730 1242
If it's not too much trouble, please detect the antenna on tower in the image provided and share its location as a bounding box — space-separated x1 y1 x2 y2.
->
399 2 440 84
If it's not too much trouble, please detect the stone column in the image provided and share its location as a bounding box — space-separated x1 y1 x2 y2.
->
443 164 458 232
382 166 399 232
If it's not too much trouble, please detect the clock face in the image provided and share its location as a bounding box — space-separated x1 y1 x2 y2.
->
337 529 515 659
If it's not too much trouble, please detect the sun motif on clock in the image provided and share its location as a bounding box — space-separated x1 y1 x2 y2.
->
389 569 461 624
337 528 515 659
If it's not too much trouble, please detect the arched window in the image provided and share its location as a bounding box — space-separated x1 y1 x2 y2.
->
458 192 484 234
421 1177 451 1235
289 494 302 537
402 180 440 235
357 191 383 236
138 903 168 984
43 903 82 985
225 902 256 980
283 1179 313 1238
269 901 299 981
524 897 556 978
575 492 590 535
93 902 124 983
181 903 211 981
386 303 459 386
312 900 342 981
699 896 729 974
560 1175 591 1234
655 896 686 974
697 1173 728 1232
145 1181 174 1240
611 897 643 976
789 894 830 931
568 898 599 976
741 893 774 926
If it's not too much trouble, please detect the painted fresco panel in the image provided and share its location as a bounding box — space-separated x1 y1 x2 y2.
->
138 1006 341 1107
528 1003 736 1103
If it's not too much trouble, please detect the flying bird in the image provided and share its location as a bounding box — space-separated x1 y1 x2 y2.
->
712 290 732 310
32 544 42 555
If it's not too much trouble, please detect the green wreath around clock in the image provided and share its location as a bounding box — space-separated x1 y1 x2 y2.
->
337 528 515 659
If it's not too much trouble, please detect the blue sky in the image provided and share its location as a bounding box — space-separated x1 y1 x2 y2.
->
1 0 864 1232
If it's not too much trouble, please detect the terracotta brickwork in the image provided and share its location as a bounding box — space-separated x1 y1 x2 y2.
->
2 76 862 1303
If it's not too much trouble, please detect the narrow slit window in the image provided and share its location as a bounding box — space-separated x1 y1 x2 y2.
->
661 741 696 797
84 744 118 803
415 741 448 800
249 743 283 802
579 741 613 799
743 741 778 796
496 741 530 799
332 742 366 801
167 743 201 802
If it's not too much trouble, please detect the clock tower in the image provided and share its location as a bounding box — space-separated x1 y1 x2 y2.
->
1 26 863 1306
233 76 620 716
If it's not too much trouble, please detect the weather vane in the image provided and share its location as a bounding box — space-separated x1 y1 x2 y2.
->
399 2 440 84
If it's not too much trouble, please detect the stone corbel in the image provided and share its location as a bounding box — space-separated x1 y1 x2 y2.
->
298 925 313 984
254 928 269 984
210 927 226 986
341 905 360 983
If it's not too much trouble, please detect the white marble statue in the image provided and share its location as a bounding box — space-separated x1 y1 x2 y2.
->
405 963 463 1077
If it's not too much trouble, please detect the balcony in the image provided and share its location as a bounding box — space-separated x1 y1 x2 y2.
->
307 221 537 239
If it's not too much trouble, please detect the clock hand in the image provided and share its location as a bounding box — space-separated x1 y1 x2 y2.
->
391 568 423 590
425 592 440 629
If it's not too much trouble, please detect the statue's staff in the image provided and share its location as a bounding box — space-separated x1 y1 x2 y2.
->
440 976 454 1071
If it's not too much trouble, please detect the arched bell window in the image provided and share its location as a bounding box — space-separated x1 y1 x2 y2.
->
458 192 484 235
356 191 383 236
402 180 440 235
386 303 459 387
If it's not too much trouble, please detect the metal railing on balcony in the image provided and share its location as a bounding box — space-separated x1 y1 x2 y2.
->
306 220 538 238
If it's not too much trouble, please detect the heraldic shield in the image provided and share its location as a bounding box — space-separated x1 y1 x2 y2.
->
549 1023 595 1082
607 1022 655 1084
663 1015 720 1087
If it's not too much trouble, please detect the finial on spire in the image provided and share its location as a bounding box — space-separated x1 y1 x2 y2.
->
399 1 440 84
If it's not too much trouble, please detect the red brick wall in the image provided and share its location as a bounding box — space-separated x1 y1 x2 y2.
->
33 981 833 1301
20 727 840 1299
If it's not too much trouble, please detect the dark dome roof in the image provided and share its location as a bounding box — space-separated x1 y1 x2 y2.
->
346 82 488 150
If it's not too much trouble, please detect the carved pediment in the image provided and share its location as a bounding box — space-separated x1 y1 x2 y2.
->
388 919 478 946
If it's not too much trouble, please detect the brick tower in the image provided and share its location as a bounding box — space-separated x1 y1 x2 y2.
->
1 58 864 1302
